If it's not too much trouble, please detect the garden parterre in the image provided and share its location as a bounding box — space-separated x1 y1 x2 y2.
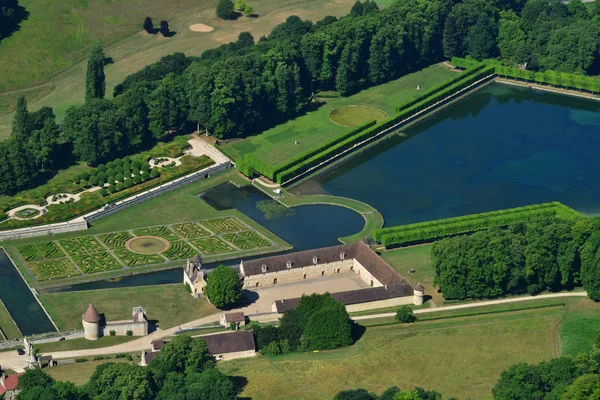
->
14 216 277 282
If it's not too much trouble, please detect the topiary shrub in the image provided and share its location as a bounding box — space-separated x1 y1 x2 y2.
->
105 168 115 178
110 330 116 336
97 164 106 173
106 161 115 170
113 158 122 166
150 169 160 178
115 166 124 174
80 171 90 181
141 163 150 172
141 171 150 181
395 306 416 323
116 182 124 191
133 175 141 184
132 168 140 176
123 162 131 171
89 176 98 186
126 330 133 337
131 160 141 170
106 175 115 184
124 178 133 188
100 188 108 197
97 172 106 183
123 156 131 163
80 179 89 188
115 174 124 182
108 184 116 194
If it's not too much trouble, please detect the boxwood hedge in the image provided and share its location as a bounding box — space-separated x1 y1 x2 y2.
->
373 202 582 247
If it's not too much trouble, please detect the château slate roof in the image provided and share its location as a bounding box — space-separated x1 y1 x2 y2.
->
415 283 425 292
192 254 202 266
274 284 414 313
224 312 245 323
241 241 407 286
200 330 255 355
151 339 166 351
82 304 101 323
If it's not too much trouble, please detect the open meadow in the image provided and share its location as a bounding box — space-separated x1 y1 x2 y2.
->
222 64 459 168
39 284 218 331
0 0 362 138
220 298 600 400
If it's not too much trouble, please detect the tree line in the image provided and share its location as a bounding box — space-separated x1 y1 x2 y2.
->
4 0 600 196
12 335 239 400
431 215 600 301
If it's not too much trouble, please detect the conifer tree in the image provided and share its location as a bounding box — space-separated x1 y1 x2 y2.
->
85 44 106 102
12 95 29 143
143 17 154 34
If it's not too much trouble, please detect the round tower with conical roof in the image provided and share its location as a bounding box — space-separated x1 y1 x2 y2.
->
82 304 101 340
413 283 425 306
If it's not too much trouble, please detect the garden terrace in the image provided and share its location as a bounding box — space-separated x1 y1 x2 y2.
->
374 202 582 247
9 215 289 285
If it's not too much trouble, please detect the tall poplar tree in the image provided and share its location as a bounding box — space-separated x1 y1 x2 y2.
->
85 44 106 102
12 95 29 143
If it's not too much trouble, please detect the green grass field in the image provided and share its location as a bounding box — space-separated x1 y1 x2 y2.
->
0 299 21 340
34 336 135 353
0 0 360 139
220 306 561 399
47 358 132 386
380 245 444 305
559 298 600 356
39 284 218 331
329 105 388 127
222 64 459 167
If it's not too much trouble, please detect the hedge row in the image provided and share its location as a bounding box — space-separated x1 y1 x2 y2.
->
373 202 581 247
450 57 481 70
396 63 485 113
276 66 496 184
242 120 377 181
496 65 600 93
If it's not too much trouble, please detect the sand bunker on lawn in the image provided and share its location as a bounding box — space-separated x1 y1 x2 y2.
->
189 23 214 32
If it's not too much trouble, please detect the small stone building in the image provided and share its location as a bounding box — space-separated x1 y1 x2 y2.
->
82 304 149 340
220 312 246 329
140 349 160 366
200 330 256 361
183 255 207 297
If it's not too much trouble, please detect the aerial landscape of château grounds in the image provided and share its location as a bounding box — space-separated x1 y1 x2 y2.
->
1 0 600 398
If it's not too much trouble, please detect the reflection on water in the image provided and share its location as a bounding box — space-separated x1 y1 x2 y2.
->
295 84 600 225
0 249 55 335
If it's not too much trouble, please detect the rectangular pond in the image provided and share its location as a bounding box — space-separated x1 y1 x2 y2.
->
293 84 600 226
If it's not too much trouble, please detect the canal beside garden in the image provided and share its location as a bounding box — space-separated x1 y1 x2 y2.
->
7 82 600 334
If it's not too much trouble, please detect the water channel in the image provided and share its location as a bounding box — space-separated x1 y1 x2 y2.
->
9 83 600 333
0 249 55 335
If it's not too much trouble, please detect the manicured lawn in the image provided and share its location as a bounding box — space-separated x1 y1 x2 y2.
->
39 284 218 331
222 64 459 167
220 306 560 400
34 336 135 353
560 298 600 356
0 0 360 138
47 358 132 386
0 300 21 340
329 105 388 127
380 245 444 305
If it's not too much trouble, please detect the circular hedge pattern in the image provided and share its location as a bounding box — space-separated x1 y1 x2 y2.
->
16 208 41 219
329 106 388 127
125 236 170 254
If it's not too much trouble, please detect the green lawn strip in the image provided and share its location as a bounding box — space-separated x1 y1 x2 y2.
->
0 299 21 340
97 231 134 250
39 284 218 331
47 359 131 386
559 298 600 356
223 64 457 167
34 336 136 354
219 307 560 400
28 258 81 280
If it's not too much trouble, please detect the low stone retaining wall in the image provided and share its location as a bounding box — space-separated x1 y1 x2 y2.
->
0 330 83 350
0 162 232 241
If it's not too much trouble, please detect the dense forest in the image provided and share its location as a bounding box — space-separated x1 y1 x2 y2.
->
432 215 600 301
3 0 600 195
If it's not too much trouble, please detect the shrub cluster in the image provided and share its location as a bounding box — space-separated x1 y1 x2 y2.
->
254 293 353 356
374 202 581 247
75 156 159 196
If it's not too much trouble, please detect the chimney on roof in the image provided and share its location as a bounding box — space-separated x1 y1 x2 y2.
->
384 284 388 289
286 260 292 269
340 252 345 260
261 264 268 273
313 256 318 264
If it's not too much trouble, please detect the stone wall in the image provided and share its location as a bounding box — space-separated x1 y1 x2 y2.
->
103 321 148 337
242 259 356 289
345 295 412 312
0 220 88 241
215 349 256 361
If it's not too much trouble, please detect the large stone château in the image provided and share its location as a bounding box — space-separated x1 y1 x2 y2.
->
184 241 423 311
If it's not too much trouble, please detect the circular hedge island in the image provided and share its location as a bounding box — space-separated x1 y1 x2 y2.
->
126 236 170 254
329 106 388 127
15 208 41 219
